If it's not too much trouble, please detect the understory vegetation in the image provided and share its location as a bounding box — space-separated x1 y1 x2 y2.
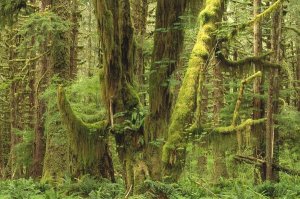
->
0 175 299 198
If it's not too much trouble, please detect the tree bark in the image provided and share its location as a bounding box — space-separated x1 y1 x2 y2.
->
145 0 187 181
252 0 266 183
266 1 282 182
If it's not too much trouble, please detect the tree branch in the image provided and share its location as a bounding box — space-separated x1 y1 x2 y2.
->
216 51 280 68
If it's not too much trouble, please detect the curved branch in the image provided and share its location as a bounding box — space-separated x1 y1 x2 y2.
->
215 118 267 133
216 51 280 68
215 72 266 133
57 86 108 166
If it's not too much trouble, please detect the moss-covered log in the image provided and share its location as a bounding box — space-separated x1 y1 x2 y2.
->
162 0 225 182
57 86 115 181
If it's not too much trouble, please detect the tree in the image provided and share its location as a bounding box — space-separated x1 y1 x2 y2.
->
162 0 225 182
145 0 187 181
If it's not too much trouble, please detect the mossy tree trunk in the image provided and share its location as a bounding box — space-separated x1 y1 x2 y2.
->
162 0 225 182
93 0 145 194
32 0 50 178
211 57 228 183
69 0 79 79
42 0 72 183
145 0 187 181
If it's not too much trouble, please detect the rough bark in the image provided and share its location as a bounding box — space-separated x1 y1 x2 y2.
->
69 0 79 79
266 1 282 182
93 0 145 194
131 0 148 90
42 0 72 183
145 0 187 181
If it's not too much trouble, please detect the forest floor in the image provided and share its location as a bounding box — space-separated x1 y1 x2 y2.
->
0 174 299 199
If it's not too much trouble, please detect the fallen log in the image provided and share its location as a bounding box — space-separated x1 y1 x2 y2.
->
234 155 300 176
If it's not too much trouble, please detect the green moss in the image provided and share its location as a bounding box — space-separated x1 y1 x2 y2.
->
57 86 109 177
214 71 265 134
215 118 267 133
249 0 284 26
42 84 70 184
162 0 223 182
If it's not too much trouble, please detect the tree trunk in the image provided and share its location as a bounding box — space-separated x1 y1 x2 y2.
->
42 0 72 183
252 0 266 183
69 0 79 79
145 0 187 181
93 0 146 194
266 1 282 182
162 0 225 182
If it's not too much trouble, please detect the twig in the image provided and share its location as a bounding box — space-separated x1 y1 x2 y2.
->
124 185 132 199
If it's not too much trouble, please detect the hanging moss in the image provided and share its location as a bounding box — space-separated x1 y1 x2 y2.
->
57 86 114 178
162 0 224 182
42 83 70 184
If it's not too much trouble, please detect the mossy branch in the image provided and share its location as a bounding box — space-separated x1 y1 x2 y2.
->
215 71 265 133
224 0 285 39
57 85 108 167
57 86 108 133
248 0 284 26
215 118 267 133
216 51 280 68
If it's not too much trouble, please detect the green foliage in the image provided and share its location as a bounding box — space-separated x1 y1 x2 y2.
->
17 11 70 53
13 128 34 170
0 0 27 26
113 106 147 134
88 179 124 199
0 178 48 199
278 105 300 134
67 74 105 123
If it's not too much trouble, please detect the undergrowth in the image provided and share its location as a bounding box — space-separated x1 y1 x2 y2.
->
0 175 299 199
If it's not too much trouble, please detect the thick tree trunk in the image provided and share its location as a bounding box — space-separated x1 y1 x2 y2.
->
42 0 72 183
211 58 228 183
93 0 145 194
145 0 187 181
131 0 148 92
70 0 79 79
